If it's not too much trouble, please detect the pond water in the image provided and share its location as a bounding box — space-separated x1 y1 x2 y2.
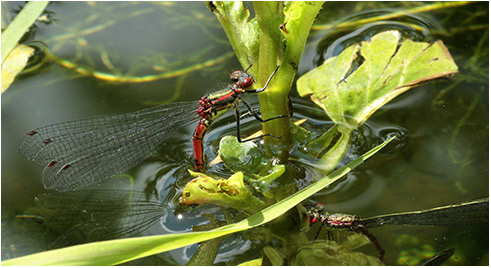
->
2 1 488 265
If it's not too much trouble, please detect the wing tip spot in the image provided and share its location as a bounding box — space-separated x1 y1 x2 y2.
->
42 139 52 145
61 164 71 170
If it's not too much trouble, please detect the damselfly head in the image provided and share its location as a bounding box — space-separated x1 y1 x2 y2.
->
198 97 210 106
230 70 253 89
306 203 325 224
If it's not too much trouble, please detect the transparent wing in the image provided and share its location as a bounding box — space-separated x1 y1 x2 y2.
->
25 190 168 246
19 102 199 191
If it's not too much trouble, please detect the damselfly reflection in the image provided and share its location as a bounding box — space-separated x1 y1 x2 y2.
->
20 190 173 248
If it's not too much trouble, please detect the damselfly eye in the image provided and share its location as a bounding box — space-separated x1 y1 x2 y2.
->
230 71 253 88
230 71 241 82
240 77 253 88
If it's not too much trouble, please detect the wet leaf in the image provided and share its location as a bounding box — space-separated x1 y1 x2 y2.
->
218 135 286 193
1 44 34 93
219 136 263 172
303 125 339 158
252 164 285 185
297 30 459 127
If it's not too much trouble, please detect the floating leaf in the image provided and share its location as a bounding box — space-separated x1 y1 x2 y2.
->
297 30 459 127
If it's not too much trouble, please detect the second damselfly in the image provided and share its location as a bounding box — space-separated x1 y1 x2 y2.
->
306 198 489 262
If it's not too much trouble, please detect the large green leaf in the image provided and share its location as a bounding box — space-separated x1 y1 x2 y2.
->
2 137 394 266
297 30 459 127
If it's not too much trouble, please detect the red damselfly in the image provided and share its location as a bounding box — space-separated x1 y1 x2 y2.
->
306 198 489 262
19 66 283 192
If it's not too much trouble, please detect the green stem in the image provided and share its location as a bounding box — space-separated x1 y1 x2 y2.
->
254 2 292 153
255 2 325 155
209 1 325 158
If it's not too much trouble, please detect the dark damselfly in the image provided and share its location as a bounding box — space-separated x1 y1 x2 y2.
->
19 66 283 192
307 198 489 262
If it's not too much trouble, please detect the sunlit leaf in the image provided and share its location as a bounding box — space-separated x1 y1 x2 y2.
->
297 30 459 127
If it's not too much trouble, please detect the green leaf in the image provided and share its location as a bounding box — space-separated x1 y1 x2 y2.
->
218 135 286 187
253 164 285 185
2 137 395 266
219 136 263 172
1 1 49 64
297 30 459 127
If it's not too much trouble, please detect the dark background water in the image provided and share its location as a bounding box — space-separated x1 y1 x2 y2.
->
1 1 488 265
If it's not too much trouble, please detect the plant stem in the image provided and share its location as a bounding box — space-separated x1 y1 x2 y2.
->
254 2 292 154
209 1 325 158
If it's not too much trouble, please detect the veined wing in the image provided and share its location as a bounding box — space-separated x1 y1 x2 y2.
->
19 101 199 192
361 198 489 228
24 190 168 246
